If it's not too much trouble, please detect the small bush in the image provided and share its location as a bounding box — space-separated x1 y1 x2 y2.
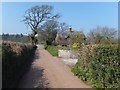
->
72 43 80 49
70 31 86 47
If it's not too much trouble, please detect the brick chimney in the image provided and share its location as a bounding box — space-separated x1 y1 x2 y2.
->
69 26 72 32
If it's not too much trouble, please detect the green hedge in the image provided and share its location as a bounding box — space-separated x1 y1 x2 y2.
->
2 42 36 88
72 44 120 88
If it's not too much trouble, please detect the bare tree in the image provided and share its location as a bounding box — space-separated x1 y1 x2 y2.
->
38 20 59 45
100 26 117 39
87 26 117 44
58 22 69 34
23 5 60 46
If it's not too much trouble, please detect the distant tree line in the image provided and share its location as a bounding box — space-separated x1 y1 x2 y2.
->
2 34 30 43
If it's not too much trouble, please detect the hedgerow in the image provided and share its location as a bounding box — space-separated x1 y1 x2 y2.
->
72 44 120 88
2 42 36 88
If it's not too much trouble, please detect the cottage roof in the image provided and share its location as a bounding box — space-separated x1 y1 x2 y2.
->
57 30 72 38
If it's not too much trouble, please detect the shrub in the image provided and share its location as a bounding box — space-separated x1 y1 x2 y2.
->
72 43 80 49
72 44 120 88
70 31 86 47
2 42 36 88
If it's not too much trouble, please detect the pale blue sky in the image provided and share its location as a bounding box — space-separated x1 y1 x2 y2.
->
1 2 118 35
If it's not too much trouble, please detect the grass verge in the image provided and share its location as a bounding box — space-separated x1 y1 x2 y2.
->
45 45 58 56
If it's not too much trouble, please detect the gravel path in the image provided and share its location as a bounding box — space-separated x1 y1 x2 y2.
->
18 45 91 88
